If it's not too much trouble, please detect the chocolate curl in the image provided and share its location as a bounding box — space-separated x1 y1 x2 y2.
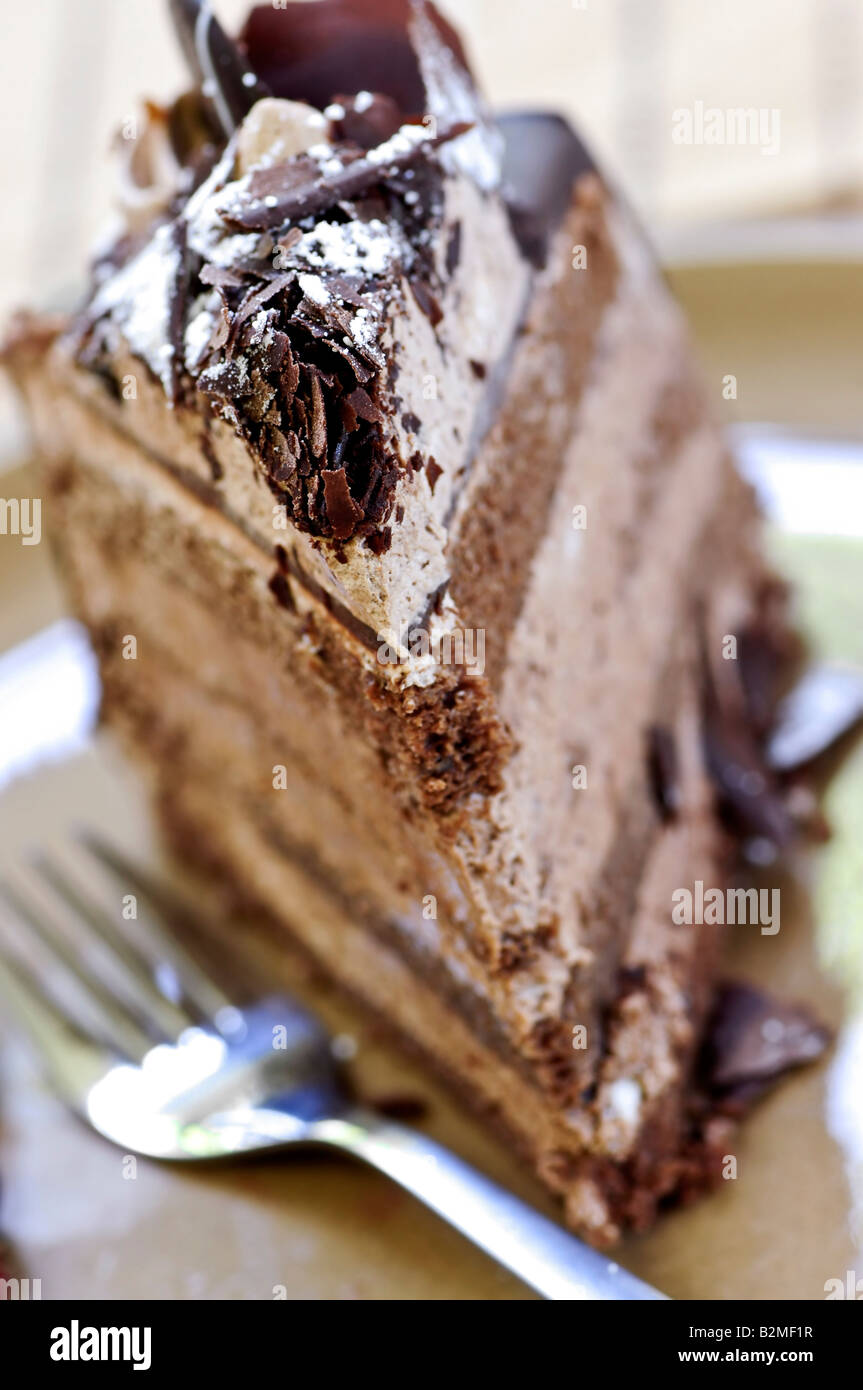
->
168 0 270 138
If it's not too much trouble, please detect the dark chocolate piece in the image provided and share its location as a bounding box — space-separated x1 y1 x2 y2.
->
704 982 830 1110
333 92 403 149
240 0 471 118
739 622 786 738
703 713 796 849
701 637 797 850
220 121 471 231
169 0 270 138
499 112 597 267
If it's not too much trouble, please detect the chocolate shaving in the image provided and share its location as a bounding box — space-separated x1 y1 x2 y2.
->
308 370 328 458
227 273 296 352
426 457 442 492
197 356 252 401
365 527 392 555
281 342 300 398
347 386 384 423
322 468 364 540
199 263 247 289
408 276 443 326
319 274 368 309
220 121 472 231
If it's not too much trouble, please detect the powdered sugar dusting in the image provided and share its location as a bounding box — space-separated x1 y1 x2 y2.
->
188 178 264 269
89 222 180 397
298 273 331 306
366 123 430 167
184 290 221 371
287 218 396 278
349 307 377 350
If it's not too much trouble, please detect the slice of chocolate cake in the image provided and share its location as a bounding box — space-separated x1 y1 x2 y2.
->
4 0 807 1245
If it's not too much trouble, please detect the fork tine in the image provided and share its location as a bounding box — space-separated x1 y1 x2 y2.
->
81 832 242 1033
0 878 154 1062
0 932 81 1044
0 937 113 1096
34 848 196 1040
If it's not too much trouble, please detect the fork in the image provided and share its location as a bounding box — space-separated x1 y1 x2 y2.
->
0 833 664 1302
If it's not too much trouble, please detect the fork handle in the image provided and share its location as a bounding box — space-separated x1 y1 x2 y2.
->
308 1107 665 1301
